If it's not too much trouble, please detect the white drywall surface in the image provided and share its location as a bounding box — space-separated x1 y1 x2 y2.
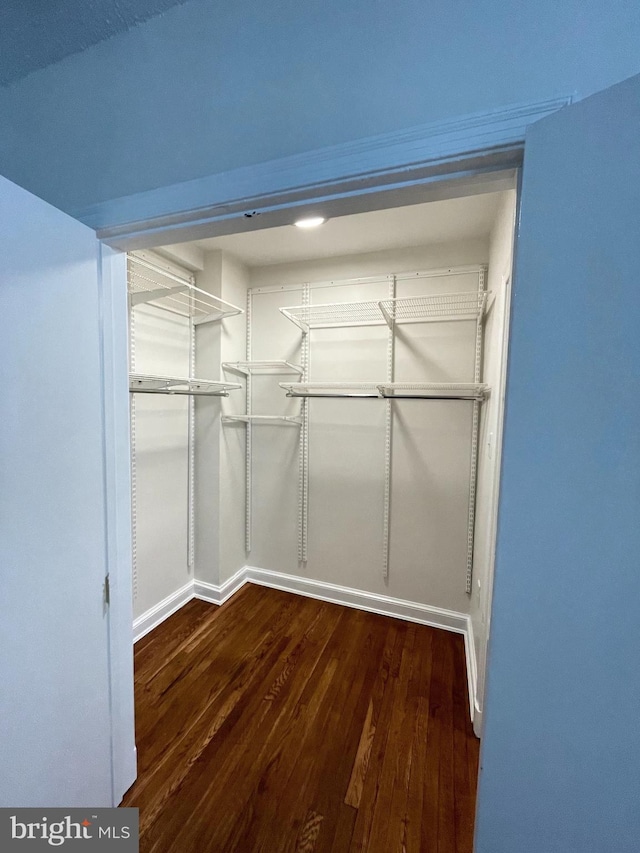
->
217 253 250 583
130 270 192 619
213 239 491 613
192 251 223 586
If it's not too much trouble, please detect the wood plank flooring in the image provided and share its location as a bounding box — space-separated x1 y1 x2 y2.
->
123 585 479 852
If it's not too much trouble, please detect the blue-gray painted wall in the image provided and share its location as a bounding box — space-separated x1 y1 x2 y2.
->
476 73 640 852
0 0 639 212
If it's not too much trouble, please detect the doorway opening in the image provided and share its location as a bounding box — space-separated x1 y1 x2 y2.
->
120 170 518 847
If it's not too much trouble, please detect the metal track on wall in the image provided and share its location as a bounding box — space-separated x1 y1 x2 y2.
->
466 265 487 593
129 297 138 603
382 275 396 581
298 283 310 563
187 300 196 570
245 288 253 554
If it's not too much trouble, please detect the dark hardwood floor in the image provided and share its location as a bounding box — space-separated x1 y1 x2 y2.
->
123 584 479 852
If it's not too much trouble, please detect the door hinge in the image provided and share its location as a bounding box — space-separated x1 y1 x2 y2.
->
103 574 110 611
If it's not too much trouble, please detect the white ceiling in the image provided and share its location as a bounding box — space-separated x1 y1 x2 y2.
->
192 191 507 268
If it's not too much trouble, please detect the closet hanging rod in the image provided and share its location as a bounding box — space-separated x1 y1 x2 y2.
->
129 374 242 396
279 382 490 401
222 414 303 425
282 392 485 400
132 388 231 396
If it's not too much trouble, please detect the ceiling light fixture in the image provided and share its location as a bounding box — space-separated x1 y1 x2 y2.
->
294 216 326 229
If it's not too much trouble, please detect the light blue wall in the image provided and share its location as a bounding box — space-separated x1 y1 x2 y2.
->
0 175 114 806
0 0 639 213
475 74 640 852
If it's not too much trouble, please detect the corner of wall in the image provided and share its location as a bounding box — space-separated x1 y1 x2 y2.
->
217 251 250 585
192 250 224 587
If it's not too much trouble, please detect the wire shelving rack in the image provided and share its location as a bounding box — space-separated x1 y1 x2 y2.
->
128 253 243 325
279 290 487 333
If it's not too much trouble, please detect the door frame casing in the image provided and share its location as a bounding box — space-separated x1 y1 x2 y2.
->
84 96 570 250
99 246 137 804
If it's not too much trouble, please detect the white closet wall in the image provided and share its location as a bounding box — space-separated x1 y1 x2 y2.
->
218 254 250 582
130 249 246 623
192 252 222 587
214 238 491 614
130 289 191 620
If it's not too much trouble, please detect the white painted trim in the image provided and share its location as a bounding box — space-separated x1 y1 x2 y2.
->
244 566 468 634
79 96 571 246
194 567 247 605
99 246 137 804
465 616 479 727
132 567 246 641
132 580 194 643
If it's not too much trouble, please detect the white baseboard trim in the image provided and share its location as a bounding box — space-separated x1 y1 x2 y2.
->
132 566 477 723
245 566 468 634
464 616 479 726
193 567 247 605
132 579 194 643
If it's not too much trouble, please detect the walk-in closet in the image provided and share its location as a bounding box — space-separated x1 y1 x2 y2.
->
125 185 517 850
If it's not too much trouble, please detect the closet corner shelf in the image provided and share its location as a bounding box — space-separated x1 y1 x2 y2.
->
128 255 243 324
221 414 303 426
279 290 488 332
280 382 490 401
129 374 242 396
222 360 304 376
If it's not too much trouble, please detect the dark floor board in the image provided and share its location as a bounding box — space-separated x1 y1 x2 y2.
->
122 586 480 852
348 622 408 852
140 595 337 847
452 637 476 852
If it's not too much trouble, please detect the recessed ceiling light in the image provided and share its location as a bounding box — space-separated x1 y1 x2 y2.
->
294 216 326 229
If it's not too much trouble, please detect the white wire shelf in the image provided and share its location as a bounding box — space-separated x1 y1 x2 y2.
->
378 291 487 327
280 300 384 331
129 374 242 396
222 360 304 376
221 414 303 426
279 290 488 332
128 254 243 325
280 382 489 400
